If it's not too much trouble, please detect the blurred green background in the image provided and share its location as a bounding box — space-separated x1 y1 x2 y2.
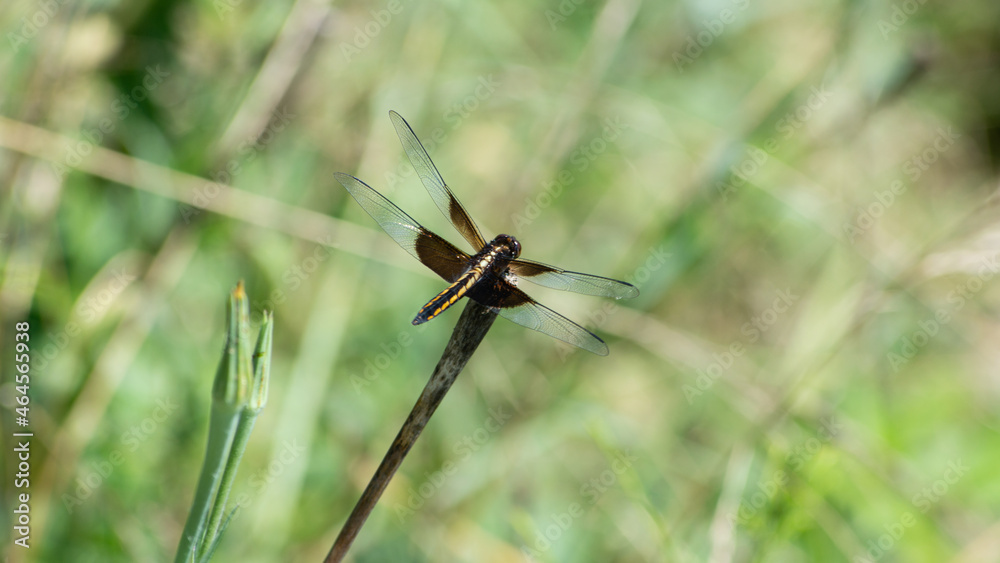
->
3 0 1000 561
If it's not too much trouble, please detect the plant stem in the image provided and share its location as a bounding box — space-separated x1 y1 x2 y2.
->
324 299 498 563
175 284 250 563
198 310 273 562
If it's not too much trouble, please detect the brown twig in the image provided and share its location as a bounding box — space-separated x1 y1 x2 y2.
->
324 299 498 562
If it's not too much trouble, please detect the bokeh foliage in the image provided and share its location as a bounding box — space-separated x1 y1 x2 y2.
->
2 0 1000 561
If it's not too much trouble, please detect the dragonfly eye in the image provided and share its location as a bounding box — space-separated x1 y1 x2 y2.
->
495 234 521 259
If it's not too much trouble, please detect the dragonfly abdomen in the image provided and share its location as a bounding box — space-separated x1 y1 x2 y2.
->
412 243 513 325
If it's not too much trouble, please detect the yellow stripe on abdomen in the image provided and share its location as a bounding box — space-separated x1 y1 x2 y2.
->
417 265 485 321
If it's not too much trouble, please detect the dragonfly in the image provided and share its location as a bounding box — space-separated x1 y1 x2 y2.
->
334 111 638 355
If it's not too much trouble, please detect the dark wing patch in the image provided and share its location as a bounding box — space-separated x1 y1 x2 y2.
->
335 172 469 282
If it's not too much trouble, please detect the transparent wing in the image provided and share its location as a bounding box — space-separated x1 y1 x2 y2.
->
508 259 639 299
468 281 609 356
389 110 487 251
335 172 470 282
496 296 609 356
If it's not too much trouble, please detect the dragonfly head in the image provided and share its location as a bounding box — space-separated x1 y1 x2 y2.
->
492 234 521 260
